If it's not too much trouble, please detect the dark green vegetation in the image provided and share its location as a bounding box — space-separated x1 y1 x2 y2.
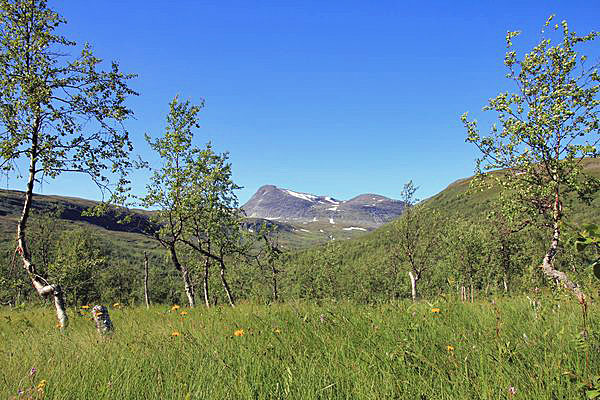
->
2 298 600 399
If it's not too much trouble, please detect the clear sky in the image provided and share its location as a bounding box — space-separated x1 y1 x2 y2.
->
5 1 600 205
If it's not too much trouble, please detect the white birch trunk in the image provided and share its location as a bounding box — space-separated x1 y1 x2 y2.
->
408 271 418 302
18 125 68 330
539 195 586 304
168 244 195 308
219 258 235 307
203 256 210 308
143 252 150 308
183 268 196 308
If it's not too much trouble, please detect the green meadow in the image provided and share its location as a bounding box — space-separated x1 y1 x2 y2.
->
2 296 599 399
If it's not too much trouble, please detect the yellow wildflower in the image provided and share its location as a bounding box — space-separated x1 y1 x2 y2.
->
80 305 90 309
273 328 281 334
36 380 47 391
447 345 455 352
171 305 180 312
180 311 188 316
234 329 244 337
431 308 441 313
171 331 181 337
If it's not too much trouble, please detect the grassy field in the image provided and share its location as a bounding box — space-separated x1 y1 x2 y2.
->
1 296 599 399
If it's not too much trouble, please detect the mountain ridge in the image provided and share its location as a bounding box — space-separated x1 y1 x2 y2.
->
241 184 405 228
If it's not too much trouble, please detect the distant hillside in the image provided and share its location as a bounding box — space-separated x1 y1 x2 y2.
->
242 185 405 228
0 189 153 233
0 189 157 254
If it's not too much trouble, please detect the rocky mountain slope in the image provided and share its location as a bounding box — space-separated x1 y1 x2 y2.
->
242 185 405 229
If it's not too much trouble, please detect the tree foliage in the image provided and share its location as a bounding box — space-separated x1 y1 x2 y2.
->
0 0 137 197
462 16 599 302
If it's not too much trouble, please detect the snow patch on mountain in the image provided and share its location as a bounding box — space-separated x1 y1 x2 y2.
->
284 189 317 202
343 227 367 231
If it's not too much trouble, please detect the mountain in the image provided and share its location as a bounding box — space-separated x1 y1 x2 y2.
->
241 185 405 229
0 189 158 255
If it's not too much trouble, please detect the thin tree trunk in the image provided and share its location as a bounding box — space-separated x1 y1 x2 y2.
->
538 192 586 303
203 256 210 308
408 271 419 301
540 211 586 303
182 267 195 308
168 244 195 308
501 242 510 293
271 263 279 302
470 283 474 303
143 252 150 308
17 126 68 330
218 258 235 307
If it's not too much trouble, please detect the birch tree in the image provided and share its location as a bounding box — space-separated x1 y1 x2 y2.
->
142 97 243 308
0 0 137 328
445 219 488 302
141 96 201 308
462 16 599 303
390 181 442 301
484 196 530 293
254 223 284 303
180 145 243 307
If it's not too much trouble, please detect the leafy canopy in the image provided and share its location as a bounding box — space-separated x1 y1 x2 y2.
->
0 0 137 201
462 15 600 223
142 96 241 252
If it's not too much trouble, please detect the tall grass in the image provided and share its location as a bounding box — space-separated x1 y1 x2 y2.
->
1 295 598 399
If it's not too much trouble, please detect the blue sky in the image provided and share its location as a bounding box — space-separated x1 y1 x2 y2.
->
6 1 600 205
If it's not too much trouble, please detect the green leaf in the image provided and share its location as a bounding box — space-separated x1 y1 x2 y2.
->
593 261 600 281
576 241 589 252
586 389 600 399
583 224 600 237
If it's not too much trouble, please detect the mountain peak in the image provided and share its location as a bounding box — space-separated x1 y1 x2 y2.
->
242 185 404 228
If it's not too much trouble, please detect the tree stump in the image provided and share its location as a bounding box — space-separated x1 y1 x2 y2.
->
92 305 114 335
